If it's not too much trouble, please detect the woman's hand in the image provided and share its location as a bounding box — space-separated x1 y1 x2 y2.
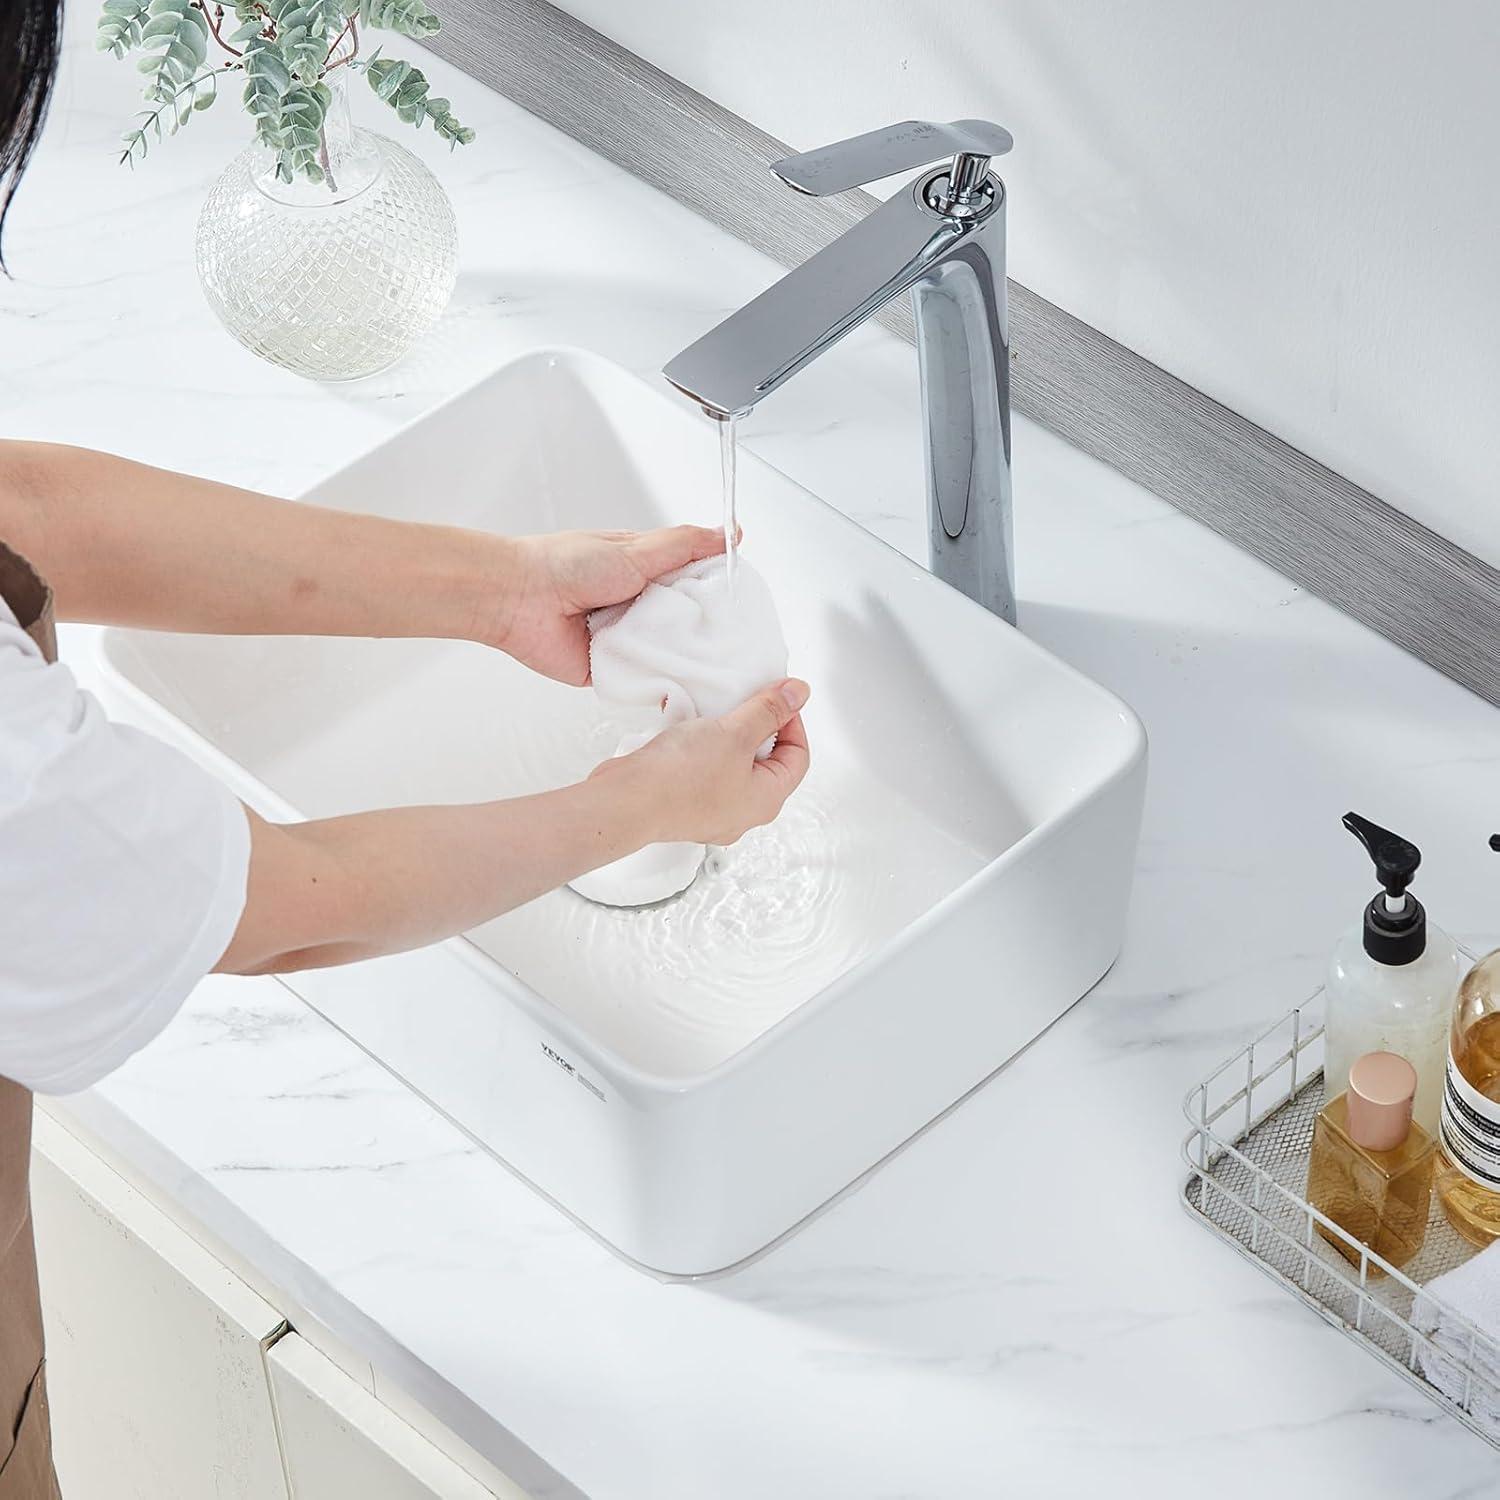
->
484 526 727 685
591 679 812 846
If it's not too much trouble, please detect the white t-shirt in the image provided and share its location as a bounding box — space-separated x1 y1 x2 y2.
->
0 599 250 1095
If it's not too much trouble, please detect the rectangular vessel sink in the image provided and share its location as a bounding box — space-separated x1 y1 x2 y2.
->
96 349 1146 1275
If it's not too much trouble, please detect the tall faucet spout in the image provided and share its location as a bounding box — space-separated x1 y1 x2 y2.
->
663 188 959 418
663 120 1016 625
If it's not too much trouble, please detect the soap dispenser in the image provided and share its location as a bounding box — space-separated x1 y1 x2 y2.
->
1323 812 1464 1137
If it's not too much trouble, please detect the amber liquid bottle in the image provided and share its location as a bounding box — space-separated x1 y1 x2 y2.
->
1307 1052 1435 1272
1436 948 1500 1246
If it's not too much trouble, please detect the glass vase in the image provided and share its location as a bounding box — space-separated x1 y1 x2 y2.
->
195 75 458 381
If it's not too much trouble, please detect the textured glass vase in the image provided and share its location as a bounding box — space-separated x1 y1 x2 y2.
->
196 78 458 381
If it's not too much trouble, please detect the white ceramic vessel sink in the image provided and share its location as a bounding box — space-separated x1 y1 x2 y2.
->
97 349 1146 1274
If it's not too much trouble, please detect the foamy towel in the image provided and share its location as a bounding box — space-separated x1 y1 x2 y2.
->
587 555 789 752
1412 1241 1500 1434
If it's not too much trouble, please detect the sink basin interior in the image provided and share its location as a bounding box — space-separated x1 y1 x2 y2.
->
103 351 1137 1080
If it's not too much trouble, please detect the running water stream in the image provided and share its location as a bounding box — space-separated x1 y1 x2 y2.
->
718 412 739 595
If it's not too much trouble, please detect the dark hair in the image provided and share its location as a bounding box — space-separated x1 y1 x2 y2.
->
0 0 64 267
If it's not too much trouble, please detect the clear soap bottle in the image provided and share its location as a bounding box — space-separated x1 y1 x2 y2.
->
1436 837 1500 1245
1307 1050 1435 1272
1323 813 1464 1138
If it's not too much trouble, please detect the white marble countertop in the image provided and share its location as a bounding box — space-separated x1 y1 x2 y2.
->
9 19 1500 1499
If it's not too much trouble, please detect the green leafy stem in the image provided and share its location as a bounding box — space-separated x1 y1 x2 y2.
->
357 53 474 149
97 0 475 184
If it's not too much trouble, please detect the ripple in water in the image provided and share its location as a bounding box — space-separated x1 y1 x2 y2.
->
603 791 862 1041
476 762 990 1077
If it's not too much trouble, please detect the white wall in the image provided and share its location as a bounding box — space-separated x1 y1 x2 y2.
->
556 0 1500 568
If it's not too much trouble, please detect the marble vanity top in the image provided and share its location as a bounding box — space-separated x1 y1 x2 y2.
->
9 23 1500 1500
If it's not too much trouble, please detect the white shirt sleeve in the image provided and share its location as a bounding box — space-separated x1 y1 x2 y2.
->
0 607 250 1095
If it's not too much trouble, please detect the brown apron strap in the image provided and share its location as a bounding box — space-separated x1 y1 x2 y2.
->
0 542 62 1495
0 1360 59 1500
0 544 55 666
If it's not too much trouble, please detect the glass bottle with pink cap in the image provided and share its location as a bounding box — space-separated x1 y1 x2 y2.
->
1306 1050 1437 1273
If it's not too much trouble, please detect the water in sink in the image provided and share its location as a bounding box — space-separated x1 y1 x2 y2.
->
480 757 988 1075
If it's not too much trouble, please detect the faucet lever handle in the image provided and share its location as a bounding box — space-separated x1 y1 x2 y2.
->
770 119 1014 199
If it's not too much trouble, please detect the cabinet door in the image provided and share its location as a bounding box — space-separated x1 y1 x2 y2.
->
29 1111 289 1500
267 1335 526 1500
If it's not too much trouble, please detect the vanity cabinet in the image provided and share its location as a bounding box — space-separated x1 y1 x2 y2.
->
29 1110 527 1500
267 1335 522 1500
29 1110 288 1499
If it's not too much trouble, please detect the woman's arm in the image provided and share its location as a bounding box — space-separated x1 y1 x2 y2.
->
0 439 505 638
219 682 810 974
0 440 724 683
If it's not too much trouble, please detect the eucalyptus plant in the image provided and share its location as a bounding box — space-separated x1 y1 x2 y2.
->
96 0 475 185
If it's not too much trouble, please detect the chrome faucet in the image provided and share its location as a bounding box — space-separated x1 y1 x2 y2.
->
664 119 1017 624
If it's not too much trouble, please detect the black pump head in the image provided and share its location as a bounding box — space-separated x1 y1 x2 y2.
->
1342 811 1426 965
1342 811 1421 899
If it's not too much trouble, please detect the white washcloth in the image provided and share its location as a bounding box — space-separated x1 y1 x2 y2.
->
568 554 789 909
1412 1241 1500 1433
587 555 789 749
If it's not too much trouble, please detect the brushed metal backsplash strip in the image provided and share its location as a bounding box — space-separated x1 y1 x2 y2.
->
429 0 1500 704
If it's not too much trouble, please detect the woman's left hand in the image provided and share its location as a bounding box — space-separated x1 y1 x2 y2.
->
482 526 726 685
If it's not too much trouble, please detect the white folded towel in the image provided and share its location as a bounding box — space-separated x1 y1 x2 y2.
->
567 554 789 909
1412 1242 1500 1431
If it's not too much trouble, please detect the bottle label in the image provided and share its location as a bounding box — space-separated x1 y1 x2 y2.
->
1440 1053 1500 1187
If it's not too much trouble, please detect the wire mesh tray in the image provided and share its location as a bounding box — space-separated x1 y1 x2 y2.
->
1182 997 1500 1448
